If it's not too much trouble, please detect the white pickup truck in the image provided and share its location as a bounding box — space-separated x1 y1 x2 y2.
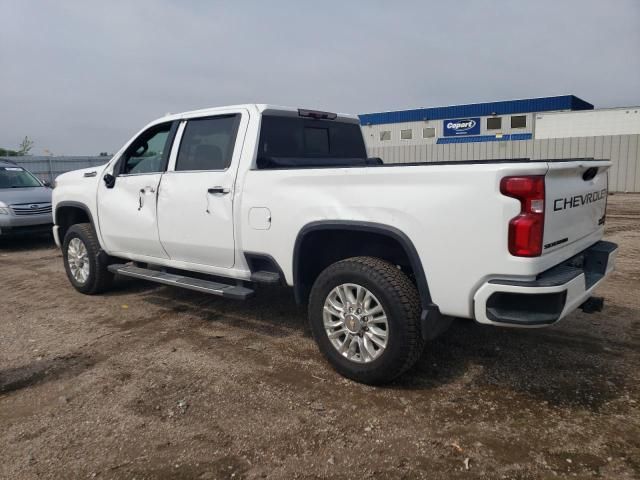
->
52 104 618 384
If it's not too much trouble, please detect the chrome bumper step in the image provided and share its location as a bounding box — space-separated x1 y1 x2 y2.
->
107 264 254 300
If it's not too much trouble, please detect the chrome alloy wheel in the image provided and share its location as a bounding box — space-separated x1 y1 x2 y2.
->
323 283 389 363
67 237 90 284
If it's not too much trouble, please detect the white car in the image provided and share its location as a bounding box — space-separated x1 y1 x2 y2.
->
52 104 617 384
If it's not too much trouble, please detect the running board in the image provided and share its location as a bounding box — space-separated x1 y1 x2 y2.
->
107 264 254 300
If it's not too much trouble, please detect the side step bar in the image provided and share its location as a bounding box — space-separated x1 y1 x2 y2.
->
108 264 254 300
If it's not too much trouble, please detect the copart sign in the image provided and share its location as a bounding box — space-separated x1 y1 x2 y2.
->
443 118 480 136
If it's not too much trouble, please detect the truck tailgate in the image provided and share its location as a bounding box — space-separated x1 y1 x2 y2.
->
543 160 610 254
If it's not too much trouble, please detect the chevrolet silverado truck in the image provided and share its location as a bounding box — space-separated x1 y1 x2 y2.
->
52 104 618 384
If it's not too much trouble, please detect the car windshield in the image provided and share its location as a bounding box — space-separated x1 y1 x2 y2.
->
0 166 43 188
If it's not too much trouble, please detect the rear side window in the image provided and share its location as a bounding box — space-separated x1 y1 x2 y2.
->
257 115 367 169
176 115 241 171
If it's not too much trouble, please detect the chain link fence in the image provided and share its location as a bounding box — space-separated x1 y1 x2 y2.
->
0 156 110 183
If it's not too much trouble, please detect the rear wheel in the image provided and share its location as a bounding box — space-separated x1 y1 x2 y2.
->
308 256 424 384
62 223 113 294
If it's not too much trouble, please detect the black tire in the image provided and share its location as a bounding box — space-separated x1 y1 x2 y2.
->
62 223 113 294
308 256 425 384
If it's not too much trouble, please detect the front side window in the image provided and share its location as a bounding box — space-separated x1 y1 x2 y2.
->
0 166 42 188
121 123 173 175
400 129 413 140
487 117 502 130
176 115 241 171
380 131 391 141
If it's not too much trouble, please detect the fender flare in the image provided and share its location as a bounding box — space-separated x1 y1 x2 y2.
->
54 200 96 228
54 201 105 250
292 220 433 309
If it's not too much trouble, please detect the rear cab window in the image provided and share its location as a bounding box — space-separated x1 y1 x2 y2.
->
256 114 368 169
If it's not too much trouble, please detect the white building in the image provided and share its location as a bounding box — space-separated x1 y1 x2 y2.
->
359 96 640 193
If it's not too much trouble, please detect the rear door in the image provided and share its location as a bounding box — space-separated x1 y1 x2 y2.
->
543 160 610 254
156 110 247 267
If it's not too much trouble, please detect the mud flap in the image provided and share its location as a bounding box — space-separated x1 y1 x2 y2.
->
420 305 454 341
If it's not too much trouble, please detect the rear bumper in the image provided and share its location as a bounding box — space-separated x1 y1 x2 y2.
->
474 241 618 327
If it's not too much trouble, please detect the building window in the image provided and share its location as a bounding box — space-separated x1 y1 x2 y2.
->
486 117 502 130
422 127 436 138
380 131 391 141
400 129 413 140
511 115 527 128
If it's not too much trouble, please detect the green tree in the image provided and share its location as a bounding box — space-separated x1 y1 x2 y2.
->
0 147 19 156
17 136 34 156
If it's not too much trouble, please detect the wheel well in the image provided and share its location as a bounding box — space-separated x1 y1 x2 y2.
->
56 206 91 242
293 225 430 307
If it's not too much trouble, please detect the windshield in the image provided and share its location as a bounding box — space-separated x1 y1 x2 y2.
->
0 166 43 189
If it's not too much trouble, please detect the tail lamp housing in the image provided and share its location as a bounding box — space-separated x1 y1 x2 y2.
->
500 175 545 257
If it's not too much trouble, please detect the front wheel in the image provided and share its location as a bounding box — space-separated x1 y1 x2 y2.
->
62 223 113 294
308 256 425 384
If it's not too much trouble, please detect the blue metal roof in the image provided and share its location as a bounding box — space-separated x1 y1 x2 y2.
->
359 95 593 126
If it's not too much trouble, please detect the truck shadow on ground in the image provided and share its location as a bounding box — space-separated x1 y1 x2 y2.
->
400 312 633 412
0 353 96 395
116 278 632 413
0 234 55 252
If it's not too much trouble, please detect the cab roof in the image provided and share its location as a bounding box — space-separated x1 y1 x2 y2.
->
0 158 19 167
156 104 360 124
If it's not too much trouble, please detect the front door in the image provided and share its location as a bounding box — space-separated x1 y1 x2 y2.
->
157 112 246 268
97 122 175 258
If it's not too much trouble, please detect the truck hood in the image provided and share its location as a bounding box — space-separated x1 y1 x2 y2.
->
0 187 52 206
56 165 107 184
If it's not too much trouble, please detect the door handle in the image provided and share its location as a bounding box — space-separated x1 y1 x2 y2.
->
208 186 230 194
138 186 156 210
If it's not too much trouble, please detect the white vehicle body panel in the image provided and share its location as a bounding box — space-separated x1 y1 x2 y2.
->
156 108 250 268
238 162 609 319
98 172 167 258
52 103 616 323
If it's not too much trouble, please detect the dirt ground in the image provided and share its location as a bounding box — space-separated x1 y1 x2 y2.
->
1 195 639 480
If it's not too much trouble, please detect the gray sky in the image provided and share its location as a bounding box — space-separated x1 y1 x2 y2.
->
1 0 639 155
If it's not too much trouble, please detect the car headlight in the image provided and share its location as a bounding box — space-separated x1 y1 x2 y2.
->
0 207 10 215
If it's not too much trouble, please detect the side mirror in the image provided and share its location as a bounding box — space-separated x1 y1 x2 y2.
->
42 180 52 188
103 173 116 189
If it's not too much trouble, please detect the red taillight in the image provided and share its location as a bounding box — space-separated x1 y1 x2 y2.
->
500 175 545 257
